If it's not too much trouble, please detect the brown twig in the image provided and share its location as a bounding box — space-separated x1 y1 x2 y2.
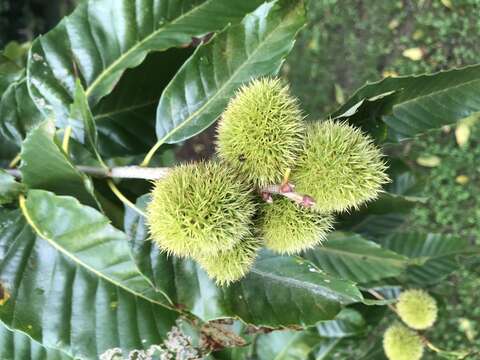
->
262 184 316 208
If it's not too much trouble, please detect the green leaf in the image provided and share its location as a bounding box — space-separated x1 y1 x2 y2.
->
125 195 363 328
332 90 397 141
303 232 408 284
0 41 29 95
21 190 171 306
379 233 470 284
0 79 44 146
338 192 421 240
27 0 265 121
358 338 387 360
0 170 26 205
316 308 366 338
255 329 322 360
0 199 178 358
155 0 306 144
0 321 71 360
70 80 103 165
0 139 18 167
308 338 342 360
19 121 99 208
333 65 480 139
92 49 192 157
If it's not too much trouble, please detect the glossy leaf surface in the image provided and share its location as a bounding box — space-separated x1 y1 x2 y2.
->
0 201 178 358
155 0 306 144
19 121 99 208
125 196 363 328
333 65 480 139
303 233 408 284
27 0 265 120
0 79 43 147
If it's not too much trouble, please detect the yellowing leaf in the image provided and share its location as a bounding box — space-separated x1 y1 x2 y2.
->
388 19 400 30
441 0 453 9
455 175 469 185
455 123 471 147
417 155 441 167
382 70 399 78
335 84 345 104
0 283 10 306
413 30 424 41
402 47 423 61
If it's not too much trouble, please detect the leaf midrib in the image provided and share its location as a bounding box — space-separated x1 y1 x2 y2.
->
392 77 480 111
18 194 172 311
342 64 480 112
318 244 407 267
84 0 214 98
94 100 157 121
156 2 299 145
250 267 358 303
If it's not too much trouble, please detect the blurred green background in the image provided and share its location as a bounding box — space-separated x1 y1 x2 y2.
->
1 0 479 357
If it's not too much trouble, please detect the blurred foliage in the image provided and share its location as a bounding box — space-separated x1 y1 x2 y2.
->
0 0 78 47
408 121 480 357
428 268 480 357
285 0 480 118
409 122 480 243
286 0 480 358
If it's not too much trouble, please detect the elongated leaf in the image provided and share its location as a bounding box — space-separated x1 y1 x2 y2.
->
70 80 104 165
155 0 306 144
0 321 71 360
0 41 28 95
125 196 363 328
379 233 469 284
19 121 99 208
0 170 26 205
21 190 171 306
308 338 342 360
332 65 480 139
92 49 192 157
255 330 322 360
338 193 420 240
316 308 365 339
27 0 264 121
0 79 43 146
0 205 178 358
303 233 408 284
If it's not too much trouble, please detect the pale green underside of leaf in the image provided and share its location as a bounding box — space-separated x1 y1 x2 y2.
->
303 232 408 284
316 308 366 339
0 204 177 359
254 330 324 360
27 0 264 121
126 195 363 328
379 232 469 284
155 0 306 144
332 64 480 139
0 321 71 360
